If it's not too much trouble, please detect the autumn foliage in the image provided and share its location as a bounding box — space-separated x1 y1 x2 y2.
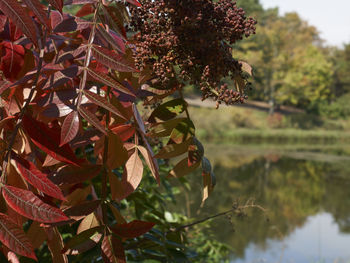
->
0 0 254 261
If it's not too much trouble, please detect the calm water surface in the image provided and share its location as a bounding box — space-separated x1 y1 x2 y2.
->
180 145 350 263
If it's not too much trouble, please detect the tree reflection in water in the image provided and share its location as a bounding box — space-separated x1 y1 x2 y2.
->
173 147 350 260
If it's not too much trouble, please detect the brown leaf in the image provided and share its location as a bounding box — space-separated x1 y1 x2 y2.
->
63 200 101 220
138 146 159 184
49 164 102 185
106 132 128 170
108 171 125 202
26 221 47 249
101 234 126 263
168 157 201 178
60 111 80 146
120 149 143 199
44 227 68 263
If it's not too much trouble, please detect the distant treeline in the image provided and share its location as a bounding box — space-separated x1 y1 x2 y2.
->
235 0 350 118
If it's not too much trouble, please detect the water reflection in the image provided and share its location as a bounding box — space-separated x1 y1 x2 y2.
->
179 146 350 262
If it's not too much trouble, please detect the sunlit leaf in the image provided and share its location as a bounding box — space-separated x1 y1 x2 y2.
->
92 45 137 72
169 119 195 144
147 118 188 138
149 98 188 122
2 185 69 223
0 213 36 260
60 111 80 146
138 146 160 184
87 68 134 96
101 234 126 263
120 149 143 199
14 154 66 201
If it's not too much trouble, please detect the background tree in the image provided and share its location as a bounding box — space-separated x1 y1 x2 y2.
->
235 2 333 114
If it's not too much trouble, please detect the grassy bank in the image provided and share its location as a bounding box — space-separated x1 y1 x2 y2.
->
188 104 350 144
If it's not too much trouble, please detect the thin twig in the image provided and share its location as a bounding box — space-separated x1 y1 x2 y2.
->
77 2 101 108
168 203 267 234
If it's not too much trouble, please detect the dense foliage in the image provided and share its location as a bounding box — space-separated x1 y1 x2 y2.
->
0 0 255 262
235 0 350 116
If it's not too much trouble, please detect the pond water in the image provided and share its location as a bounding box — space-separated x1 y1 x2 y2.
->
178 145 350 263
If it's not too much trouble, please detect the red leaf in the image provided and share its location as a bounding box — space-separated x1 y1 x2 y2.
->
0 0 38 45
22 114 81 166
111 220 155 239
120 149 143 199
86 67 135 96
101 234 126 263
2 185 69 223
22 0 50 28
60 111 79 146
76 4 94 17
92 45 137 72
65 0 96 4
96 25 125 54
83 90 127 120
49 164 102 185
0 42 25 82
126 0 141 7
47 0 63 12
63 200 101 220
0 213 37 260
78 106 107 135
110 124 135 142
14 155 66 201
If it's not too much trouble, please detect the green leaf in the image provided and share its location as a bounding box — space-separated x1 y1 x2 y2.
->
169 119 195 144
149 99 188 122
61 226 103 254
148 118 188 138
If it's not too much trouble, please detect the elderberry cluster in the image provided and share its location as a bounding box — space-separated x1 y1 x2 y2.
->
129 0 256 106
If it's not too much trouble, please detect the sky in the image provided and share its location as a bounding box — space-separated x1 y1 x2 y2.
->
260 0 350 47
